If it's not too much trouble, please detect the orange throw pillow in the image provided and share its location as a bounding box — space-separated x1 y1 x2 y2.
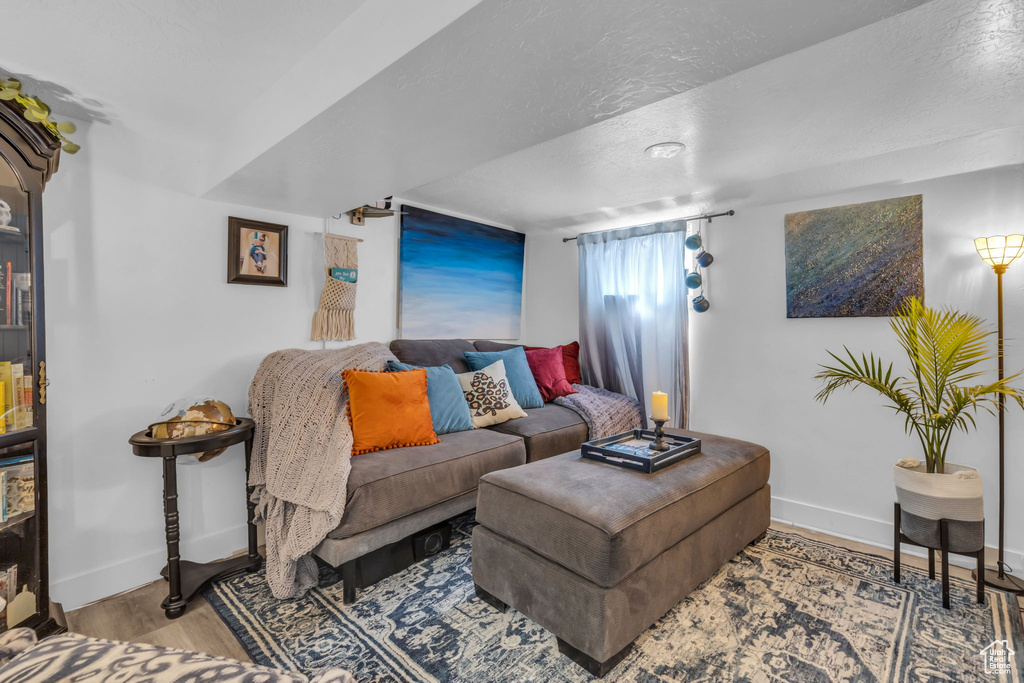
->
343 368 440 455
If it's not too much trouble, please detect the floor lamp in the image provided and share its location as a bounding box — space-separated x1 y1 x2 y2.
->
974 234 1024 593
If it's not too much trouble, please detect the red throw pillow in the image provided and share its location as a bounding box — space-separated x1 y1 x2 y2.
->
560 341 581 384
526 341 582 385
525 347 577 402
343 368 440 455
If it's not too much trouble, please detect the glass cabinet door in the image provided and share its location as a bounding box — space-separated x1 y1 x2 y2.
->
0 155 40 630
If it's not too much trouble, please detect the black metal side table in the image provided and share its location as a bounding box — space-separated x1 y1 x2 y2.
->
129 418 260 619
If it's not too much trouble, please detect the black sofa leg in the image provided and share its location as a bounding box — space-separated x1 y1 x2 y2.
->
474 584 508 613
341 560 358 604
749 531 767 546
557 637 633 678
928 548 936 580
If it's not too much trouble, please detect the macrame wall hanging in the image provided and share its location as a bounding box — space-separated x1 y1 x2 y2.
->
311 234 359 341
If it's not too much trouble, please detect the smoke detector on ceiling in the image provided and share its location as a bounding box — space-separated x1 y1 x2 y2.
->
645 142 685 159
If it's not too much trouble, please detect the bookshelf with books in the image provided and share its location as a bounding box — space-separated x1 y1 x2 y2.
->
0 98 62 636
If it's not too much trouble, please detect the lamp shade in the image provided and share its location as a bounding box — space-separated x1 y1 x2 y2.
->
974 234 1024 270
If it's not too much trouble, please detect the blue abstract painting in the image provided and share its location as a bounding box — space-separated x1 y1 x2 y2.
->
400 205 525 339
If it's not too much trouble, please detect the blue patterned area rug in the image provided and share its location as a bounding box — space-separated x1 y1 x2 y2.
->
204 518 1024 681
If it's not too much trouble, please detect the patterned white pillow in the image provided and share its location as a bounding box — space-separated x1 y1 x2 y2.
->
455 360 528 428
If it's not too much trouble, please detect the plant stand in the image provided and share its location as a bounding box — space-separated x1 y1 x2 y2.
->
129 419 261 619
894 503 984 609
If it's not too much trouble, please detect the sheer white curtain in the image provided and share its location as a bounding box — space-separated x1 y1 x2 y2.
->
577 220 689 427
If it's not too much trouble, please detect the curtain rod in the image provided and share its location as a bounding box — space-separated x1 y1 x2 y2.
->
561 210 735 243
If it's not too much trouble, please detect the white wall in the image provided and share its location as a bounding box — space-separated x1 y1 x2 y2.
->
522 232 578 347
526 164 1024 571
42 119 363 610
40 119 531 609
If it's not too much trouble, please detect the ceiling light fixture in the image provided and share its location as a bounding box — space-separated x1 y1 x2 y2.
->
645 142 685 159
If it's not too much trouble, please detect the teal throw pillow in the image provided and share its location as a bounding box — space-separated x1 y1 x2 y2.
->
386 360 475 434
464 347 545 409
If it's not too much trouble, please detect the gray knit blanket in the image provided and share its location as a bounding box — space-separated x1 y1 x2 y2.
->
248 342 398 599
555 384 645 438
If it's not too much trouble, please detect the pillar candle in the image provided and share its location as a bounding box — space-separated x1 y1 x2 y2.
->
651 391 669 421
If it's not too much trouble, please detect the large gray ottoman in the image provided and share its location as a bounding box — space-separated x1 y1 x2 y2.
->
472 429 771 677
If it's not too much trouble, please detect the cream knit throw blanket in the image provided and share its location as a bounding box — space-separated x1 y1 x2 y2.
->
248 341 398 599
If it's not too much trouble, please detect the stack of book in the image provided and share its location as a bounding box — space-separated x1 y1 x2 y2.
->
0 264 31 327
0 563 17 630
12 273 30 327
0 362 33 433
0 457 34 522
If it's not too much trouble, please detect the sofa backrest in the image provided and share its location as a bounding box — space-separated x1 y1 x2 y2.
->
390 339 477 373
472 341 524 353
389 339 527 373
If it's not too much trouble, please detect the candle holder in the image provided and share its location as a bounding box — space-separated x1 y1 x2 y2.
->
649 417 671 451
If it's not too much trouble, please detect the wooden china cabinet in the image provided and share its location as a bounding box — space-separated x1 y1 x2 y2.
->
0 98 63 636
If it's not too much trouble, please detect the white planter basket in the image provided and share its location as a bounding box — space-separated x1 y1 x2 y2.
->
893 462 983 522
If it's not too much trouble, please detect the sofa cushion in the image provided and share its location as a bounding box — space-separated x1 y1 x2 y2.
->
475 429 770 587
487 403 588 462
526 341 582 384
525 346 577 401
386 360 474 434
343 368 440 454
330 428 526 539
475 341 582 385
0 628 35 666
391 339 476 373
456 360 528 428
473 340 522 352
465 347 545 409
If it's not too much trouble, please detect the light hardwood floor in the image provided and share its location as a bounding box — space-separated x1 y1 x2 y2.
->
66 522 1024 664
65 577 251 662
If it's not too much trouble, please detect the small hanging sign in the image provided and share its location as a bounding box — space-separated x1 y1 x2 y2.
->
330 267 358 283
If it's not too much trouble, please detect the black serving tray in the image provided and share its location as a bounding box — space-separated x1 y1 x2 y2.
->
581 429 701 473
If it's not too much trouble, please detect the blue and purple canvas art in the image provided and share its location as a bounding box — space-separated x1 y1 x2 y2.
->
785 195 923 318
400 205 525 339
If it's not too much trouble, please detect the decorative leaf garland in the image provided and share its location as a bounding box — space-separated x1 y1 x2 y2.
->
0 78 80 154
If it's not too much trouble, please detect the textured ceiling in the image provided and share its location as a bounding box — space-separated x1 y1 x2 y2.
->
0 0 368 136
204 0 931 217
7 0 997 229
405 0 1024 231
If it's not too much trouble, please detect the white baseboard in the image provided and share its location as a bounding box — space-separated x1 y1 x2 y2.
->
51 523 253 612
771 495 1024 572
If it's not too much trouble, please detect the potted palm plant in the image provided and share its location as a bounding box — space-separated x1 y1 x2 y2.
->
814 297 1023 521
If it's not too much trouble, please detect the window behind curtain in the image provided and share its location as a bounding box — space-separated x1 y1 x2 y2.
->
578 221 690 426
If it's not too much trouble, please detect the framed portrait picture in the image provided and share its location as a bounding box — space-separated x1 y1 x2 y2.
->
227 216 288 286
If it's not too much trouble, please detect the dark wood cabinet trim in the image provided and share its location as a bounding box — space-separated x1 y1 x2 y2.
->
0 96 62 636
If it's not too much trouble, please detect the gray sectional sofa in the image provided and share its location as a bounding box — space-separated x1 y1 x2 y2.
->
313 339 589 601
